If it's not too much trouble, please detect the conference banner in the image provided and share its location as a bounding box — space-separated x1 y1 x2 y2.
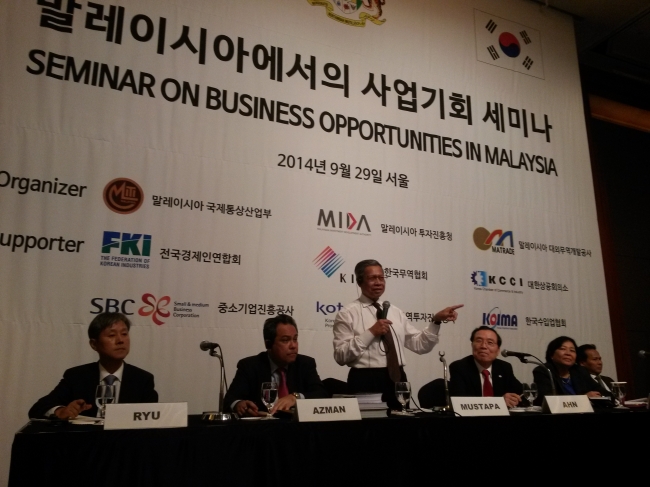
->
0 0 612 479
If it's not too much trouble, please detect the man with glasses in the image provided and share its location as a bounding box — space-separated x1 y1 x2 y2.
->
224 314 327 417
333 259 462 409
449 326 523 408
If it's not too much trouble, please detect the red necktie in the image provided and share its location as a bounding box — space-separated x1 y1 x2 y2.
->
278 368 289 398
482 369 493 397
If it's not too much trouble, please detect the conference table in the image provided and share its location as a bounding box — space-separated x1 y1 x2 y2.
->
9 409 648 486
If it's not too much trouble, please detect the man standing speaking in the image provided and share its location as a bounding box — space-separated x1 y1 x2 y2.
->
333 259 462 409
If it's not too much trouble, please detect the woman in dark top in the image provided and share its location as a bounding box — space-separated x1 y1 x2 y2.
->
533 336 607 404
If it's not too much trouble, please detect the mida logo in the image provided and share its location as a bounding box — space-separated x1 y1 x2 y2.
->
317 209 371 235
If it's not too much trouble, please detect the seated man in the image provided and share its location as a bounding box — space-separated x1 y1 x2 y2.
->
224 314 327 417
577 344 614 394
449 326 523 408
29 312 158 419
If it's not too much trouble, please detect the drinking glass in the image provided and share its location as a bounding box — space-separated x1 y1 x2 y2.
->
610 382 627 407
521 383 531 407
526 383 538 410
95 384 116 419
395 381 414 416
261 382 278 419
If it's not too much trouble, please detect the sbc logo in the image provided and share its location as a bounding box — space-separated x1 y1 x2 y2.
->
91 298 136 315
138 293 170 325
102 231 151 256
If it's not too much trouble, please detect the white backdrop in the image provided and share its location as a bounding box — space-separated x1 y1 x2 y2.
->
0 0 614 482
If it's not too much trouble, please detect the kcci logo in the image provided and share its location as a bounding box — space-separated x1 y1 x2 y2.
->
317 209 371 233
314 246 345 277
471 271 522 287
473 227 514 255
102 231 151 256
482 307 518 329
316 301 343 315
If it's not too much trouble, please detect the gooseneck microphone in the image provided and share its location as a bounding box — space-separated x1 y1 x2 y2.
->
380 301 391 319
639 350 649 359
200 341 219 351
501 350 532 359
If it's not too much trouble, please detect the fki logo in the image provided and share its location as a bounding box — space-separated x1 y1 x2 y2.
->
102 231 151 256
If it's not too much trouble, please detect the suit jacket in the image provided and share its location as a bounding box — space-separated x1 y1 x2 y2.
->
449 355 523 397
223 352 327 412
28 362 158 418
533 362 609 404
599 374 614 391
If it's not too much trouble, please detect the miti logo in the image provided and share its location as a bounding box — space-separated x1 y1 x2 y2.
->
482 307 518 329
138 293 171 325
317 209 371 235
473 227 514 255
313 246 345 277
103 178 144 214
102 231 151 256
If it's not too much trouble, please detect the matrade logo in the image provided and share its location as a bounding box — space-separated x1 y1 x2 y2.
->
474 10 544 80
314 246 345 277
307 0 386 27
317 209 371 236
482 306 518 329
473 227 514 255
103 178 144 214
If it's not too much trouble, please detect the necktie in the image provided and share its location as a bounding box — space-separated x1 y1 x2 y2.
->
278 368 289 398
104 375 117 400
482 369 493 397
372 302 401 383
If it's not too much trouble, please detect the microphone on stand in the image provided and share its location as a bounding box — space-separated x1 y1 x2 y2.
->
639 350 649 359
200 340 231 422
501 349 556 395
200 341 220 352
501 350 532 360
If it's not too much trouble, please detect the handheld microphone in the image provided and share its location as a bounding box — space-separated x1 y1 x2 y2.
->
200 341 220 351
639 350 649 359
380 301 390 320
501 350 532 359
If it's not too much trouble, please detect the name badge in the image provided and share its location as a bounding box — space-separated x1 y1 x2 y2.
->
451 397 510 416
543 395 594 414
295 398 361 422
104 403 188 430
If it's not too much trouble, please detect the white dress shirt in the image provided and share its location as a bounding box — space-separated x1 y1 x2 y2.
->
333 294 440 368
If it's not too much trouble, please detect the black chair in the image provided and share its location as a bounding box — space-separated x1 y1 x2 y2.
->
322 378 350 397
417 379 447 408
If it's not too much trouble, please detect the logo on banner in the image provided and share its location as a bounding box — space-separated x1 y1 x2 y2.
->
100 231 151 269
317 210 371 236
103 178 144 214
307 0 386 27
314 246 345 277
471 271 523 293
474 10 545 79
90 297 136 315
473 227 514 255
139 293 171 325
482 307 518 329
316 301 344 328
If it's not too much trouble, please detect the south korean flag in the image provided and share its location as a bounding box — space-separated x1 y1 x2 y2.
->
474 10 545 80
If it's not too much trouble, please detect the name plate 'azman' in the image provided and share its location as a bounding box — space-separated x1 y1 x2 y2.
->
295 398 361 422
543 395 594 414
451 397 510 416
104 403 188 430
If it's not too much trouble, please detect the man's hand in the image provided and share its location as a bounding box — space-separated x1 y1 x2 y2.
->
586 391 602 398
270 394 297 414
369 319 392 337
54 399 92 419
433 304 464 323
234 400 262 417
503 393 521 408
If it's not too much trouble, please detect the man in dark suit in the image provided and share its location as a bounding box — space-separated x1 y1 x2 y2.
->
577 344 614 393
224 314 327 417
29 312 157 419
449 326 523 408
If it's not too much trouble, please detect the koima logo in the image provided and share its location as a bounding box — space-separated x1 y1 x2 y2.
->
482 307 518 329
103 178 144 214
473 227 514 255
317 209 371 236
